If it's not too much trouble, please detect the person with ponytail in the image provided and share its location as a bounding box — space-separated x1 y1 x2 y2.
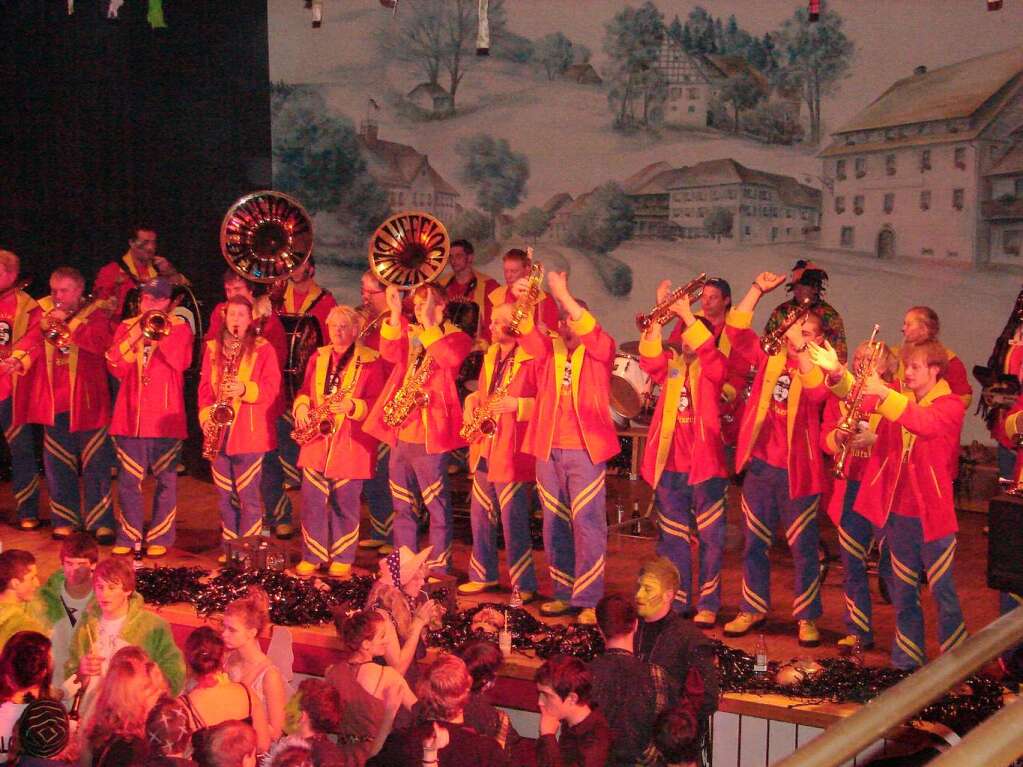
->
223 588 287 740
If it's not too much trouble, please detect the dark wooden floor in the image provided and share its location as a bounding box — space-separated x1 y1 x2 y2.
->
0 465 1003 669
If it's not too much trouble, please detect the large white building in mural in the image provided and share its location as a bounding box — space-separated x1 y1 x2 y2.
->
820 46 1023 267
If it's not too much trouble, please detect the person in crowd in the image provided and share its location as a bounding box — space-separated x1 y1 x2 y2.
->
534 655 610 767
264 743 313 767
764 260 847 363
10 698 75 767
590 594 672 767
81 645 168 767
177 626 269 753
0 632 53 762
223 588 288 742
37 534 97 690
191 720 258 767
454 640 523 756
67 558 185 698
94 224 186 322
326 608 415 755
368 653 509 767
0 552 46 650
654 701 701 767
283 679 351 767
142 696 198 767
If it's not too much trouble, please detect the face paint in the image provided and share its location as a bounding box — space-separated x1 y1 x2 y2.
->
635 573 670 619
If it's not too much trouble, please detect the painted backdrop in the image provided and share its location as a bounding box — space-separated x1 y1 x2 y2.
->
269 0 1023 442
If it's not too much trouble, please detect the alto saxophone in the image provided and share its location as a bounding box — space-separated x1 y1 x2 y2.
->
290 359 363 446
832 324 882 480
202 335 243 461
508 259 544 337
459 360 514 441
382 347 434 427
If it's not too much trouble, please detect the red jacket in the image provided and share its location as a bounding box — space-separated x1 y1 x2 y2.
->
442 269 499 348
895 345 972 409
293 344 384 479
466 344 537 484
726 309 849 498
520 311 620 465
94 255 157 321
106 315 194 439
484 284 560 343
198 337 280 455
854 379 965 541
19 297 112 431
364 318 472 454
820 392 884 525
0 290 41 424
990 345 1023 450
207 302 289 419
640 321 727 487
278 282 336 341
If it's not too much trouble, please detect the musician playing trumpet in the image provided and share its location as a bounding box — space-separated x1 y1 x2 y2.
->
292 306 383 578
639 282 728 627
198 295 281 558
17 268 115 541
457 303 539 601
105 277 193 558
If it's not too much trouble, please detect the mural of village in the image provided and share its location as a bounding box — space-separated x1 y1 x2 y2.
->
269 0 1023 441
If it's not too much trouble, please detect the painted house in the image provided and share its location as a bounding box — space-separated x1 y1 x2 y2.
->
820 46 1023 265
563 63 602 85
406 82 453 114
540 192 574 242
356 119 460 221
624 164 690 238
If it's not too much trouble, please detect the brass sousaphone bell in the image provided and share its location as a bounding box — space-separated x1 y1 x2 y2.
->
220 190 314 284
368 210 449 290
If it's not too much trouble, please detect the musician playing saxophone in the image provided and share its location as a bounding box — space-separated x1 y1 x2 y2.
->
198 295 281 558
457 303 539 601
817 340 898 653
292 306 384 578
365 284 471 577
17 267 114 541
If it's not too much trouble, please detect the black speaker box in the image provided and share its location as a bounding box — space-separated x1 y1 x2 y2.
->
988 493 1023 594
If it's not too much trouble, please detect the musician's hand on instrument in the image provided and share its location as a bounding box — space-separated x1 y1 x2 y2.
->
510 277 531 300
329 397 354 415
223 381 245 398
0 358 21 376
862 370 889 399
672 293 694 324
754 272 786 293
850 429 877 450
153 256 177 278
655 279 672 305
807 341 841 373
490 395 517 414
49 307 69 321
252 295 273 320
294 404 311 428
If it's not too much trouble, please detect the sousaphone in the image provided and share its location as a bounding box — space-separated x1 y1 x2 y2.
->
368 210 449 290
220 190 314 283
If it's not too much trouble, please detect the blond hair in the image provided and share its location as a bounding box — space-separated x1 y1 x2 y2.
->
326 305 361 330
85 646 168 748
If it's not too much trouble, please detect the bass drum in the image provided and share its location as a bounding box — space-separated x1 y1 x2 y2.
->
279 314 322 402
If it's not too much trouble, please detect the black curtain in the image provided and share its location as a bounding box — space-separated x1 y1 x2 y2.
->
0 0 271 306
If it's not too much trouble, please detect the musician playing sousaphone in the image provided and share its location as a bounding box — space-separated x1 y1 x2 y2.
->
94 223 187 322
291 306 384 578
198 295 281 559
16 267 115 542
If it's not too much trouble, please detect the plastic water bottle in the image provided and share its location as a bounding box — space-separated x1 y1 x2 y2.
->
509 585 523 610
754 633 769 675
133 541 144 571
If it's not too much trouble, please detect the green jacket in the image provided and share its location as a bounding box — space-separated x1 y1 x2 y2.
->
65 592 186 695
0 599 48 650
38 571 86 627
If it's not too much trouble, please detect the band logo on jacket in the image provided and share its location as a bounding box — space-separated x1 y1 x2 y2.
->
0 321 11 348
772 373 792 407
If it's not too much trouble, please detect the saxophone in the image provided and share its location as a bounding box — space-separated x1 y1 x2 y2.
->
202 335 243 461
508 259 544 337
290 358 363 446
832 324 882 480
459 358 514 441
382 347 434 427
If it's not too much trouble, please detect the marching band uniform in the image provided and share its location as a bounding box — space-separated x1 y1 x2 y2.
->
520 311 619 615
106 312 194 554
19 297 113 535
855 378 967 669
365 316 472 576
724 309 849 641
990 344 1023 481
357 317 395 550
999 398 1023 639
640 321 728 618
484 284 560 343
293 344 384 573
198 335 280 545
0 287 42 525
462 344 538 594
94 253 157 322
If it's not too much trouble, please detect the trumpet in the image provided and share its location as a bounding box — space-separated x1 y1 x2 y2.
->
760 299 813 356
832 324 882 480
635 273 707 332
139 309 172 341
43 294 105 350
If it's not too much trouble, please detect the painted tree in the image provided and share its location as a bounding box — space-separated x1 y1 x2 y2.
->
564 182 635 254
535 32 574 80
456 134 530 238
667 15 684 46
603 1 665 130
704 207 734 241
515 206 553 242
773 0 854 144
718 73 763 134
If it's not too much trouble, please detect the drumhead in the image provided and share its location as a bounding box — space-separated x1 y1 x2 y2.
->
280 313 322 401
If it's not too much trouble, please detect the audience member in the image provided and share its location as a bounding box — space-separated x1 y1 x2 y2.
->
0 632 53 762
37 534 97 691
178 626 270 753
265 743 313 767
191 720 257 767
454 640 523 755
534 655 610 767
284 679 353 767
0 551 46 650
12 698 74 767
654 701 701 767
143 695 197 767
590 594 672 767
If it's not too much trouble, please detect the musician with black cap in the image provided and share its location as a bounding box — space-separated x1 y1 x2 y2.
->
764 260 847 364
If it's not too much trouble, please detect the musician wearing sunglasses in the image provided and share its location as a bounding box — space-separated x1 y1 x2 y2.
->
0 249 43 529
94 223 186 321
457 303 539 602
516 271 619 626
365 283 472 578
638 283 728 628
207 269 293 540
105 277 194 558
721 272 851 648
16 267 115 542
291 305 384 578
199 295 281 558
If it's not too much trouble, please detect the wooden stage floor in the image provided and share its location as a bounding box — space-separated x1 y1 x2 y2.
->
0 469 1003 669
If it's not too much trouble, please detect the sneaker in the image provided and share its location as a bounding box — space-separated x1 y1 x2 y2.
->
217 553 228 565
146 545 168 558
111 545 132 556
273 524 294 540
798 619 821 648
358 539 387 550
327 562 352 578
837 634 874 651
457 580 499 595
723 612 766 637
693 610 718 628
576 608 597 625
540 599 574 617
294 561 319 577
18 519 40 531
94 527 116 545
51 526 74 540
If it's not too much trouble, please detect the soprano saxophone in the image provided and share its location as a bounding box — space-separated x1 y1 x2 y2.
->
382 348 434 427
202 335 243 461
290 359 362 446
831 324 882 480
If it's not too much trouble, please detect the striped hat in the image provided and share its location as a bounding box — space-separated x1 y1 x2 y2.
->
17 698 69 757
